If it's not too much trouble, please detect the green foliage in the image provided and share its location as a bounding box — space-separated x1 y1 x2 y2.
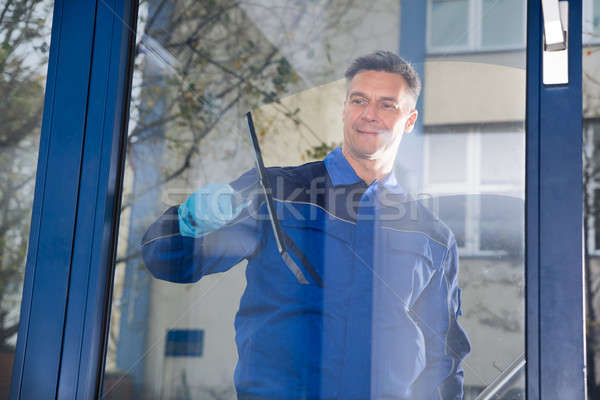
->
306 142 341 160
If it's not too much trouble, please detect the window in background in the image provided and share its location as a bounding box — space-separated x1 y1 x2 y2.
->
427 0 526 53
429 0 469 49
423 124 525 256
481 0 524 49
422 122 525 398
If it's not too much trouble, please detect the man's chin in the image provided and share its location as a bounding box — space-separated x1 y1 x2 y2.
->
352 147 385 160
356 140 388 156
344 139 398 161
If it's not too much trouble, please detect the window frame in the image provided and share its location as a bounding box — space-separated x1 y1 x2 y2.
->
8 0 138 399
426 0 527 54
423 123 525 257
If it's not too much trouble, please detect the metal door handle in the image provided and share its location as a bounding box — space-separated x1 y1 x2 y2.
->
542 0 567 51
542 0 569 85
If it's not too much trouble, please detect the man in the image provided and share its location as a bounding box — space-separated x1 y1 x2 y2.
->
142 50 470 399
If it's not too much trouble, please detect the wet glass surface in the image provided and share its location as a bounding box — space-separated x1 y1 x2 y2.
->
102 1 526 399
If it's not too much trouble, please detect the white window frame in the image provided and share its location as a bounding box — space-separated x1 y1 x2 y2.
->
426 0 527 54
423 124 525 256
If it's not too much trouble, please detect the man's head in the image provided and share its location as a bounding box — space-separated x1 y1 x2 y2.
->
342 51 420 162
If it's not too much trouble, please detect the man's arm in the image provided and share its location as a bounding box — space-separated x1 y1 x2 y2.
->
410 237 471 399
140 169 265 283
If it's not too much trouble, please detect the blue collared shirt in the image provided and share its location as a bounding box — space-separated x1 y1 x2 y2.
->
324 146 402 190
142 147 470 399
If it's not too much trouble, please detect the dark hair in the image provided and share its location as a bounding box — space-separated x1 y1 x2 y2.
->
344 50 421 105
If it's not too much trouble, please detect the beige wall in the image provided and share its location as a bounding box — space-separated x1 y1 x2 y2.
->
256 80 345 167
424 61 526 125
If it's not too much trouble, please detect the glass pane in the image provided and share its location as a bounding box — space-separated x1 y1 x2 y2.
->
103 2 525 399
481 0 524 48
480 195 524 252
426 131 468 184
423 27 525 400
0 0 53 397
438 196 467 248
480 127 525 185
430 0 469 49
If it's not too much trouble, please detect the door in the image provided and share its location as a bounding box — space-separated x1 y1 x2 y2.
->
7 1 584 399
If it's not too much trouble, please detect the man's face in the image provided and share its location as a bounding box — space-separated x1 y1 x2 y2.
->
342 70 418 161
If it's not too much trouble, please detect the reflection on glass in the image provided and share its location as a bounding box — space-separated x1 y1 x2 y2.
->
587 123 600 396
428 0 526 53
423 55 525 397
583 0 600 385
438 196 467 248
0 0 53 397
480 128 524 185
426 132 467 184
103 1 525 399
481 0 524 49
480 196 523 253
430 0 469 49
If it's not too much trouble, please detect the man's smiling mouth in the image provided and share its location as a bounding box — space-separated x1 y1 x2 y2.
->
357 128 384 135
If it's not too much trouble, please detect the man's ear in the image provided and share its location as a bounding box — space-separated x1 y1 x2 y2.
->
404 109 419 133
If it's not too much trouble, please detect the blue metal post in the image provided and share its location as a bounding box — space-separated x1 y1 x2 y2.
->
9 0 138 399
9 1 98 398
56 0 138 398
528 0 585 399
525 1 541 398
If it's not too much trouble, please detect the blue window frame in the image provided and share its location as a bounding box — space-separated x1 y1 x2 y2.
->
7 1 585 399
8 1 137 398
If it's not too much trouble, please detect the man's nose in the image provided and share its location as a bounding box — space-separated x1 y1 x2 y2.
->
361 102 378 121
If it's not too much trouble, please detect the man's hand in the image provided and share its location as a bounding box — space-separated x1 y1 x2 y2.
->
178 183 250 238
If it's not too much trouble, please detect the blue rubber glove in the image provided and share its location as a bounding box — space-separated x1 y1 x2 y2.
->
178 183 250 238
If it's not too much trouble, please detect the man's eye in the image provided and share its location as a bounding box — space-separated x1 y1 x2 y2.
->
351 98 367 105
381 102 397 110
